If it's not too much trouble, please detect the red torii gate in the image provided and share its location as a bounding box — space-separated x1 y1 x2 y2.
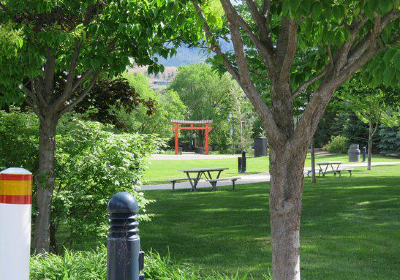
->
171 120 213 155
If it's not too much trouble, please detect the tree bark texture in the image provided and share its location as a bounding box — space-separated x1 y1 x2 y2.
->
367 123 373 171
34 115 58 254
269 144 308 280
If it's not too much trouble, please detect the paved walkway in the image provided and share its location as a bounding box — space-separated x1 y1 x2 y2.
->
150 153 239 161
141 161 400 191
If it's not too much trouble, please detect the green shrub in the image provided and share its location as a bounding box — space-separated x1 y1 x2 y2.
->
0 109 39 171
323 135 349 154
0 110 164 251
30 248 268 280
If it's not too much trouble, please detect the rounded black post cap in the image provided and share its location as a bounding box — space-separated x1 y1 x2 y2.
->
107 192 139 213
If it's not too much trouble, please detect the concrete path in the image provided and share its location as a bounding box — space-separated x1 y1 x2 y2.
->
150 153 239 161
141 161 400 191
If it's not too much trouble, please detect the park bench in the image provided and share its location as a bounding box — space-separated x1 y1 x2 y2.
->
306 169 321 177
333 168 353 177
206 177 241 191
167 178 190 191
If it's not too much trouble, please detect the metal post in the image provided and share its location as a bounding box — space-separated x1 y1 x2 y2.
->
205 124 209 155
362 146 367 162
107 192 144 280
0 168 32 280
174 124 179 155
241 150 247 173
228 112 235 155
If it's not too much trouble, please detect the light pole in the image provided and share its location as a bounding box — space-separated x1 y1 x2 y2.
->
228 112 235 155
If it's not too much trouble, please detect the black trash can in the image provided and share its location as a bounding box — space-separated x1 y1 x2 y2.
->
254 137 268 157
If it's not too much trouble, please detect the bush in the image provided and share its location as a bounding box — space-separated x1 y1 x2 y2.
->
323 135 349 154
0 110 164 251
30 248 266 280
0 109 39 171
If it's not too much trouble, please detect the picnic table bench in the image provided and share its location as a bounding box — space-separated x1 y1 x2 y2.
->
316 161 342 176
306 162 354 178
206 177 241 191
168 167 241 191
167 178 190 191
333 168 354 177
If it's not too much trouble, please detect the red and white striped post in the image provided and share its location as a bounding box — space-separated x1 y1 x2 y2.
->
0 168 32 280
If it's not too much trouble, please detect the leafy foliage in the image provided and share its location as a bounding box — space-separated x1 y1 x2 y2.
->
0 108 39 171
53 115 163 249
114 72 186 138
168 63 258 152
30 247 260 280
323 135 349 154
74 77 157 127
0 110 162 250
378 126 400 157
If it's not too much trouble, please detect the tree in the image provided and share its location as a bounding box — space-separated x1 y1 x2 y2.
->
74 77 157 127
378 126 400 157
168 63 238 151
340 81 400 170
186 1 399 279
0 0 186 253
115 72 186 138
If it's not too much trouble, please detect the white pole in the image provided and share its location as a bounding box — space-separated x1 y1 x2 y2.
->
0 168 32 280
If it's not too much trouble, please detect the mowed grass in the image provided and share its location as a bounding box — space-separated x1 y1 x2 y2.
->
140 165 400 279
143 153 399 185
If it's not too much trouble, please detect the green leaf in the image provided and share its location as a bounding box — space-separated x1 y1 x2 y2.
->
383 67 395 85
383 49 397 63
378 0 392 14
312 2 323 19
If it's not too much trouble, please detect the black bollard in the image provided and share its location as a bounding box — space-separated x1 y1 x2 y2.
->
107 192 144 280
362 146 367 162
238 157 242 173
241 150 247 173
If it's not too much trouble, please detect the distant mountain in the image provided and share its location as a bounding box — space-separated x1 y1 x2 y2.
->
157 47 207 67
157 41 232 67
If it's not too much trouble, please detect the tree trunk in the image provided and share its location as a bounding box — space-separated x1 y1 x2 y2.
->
269 145 307 280
50 222 58 254
367 138 373 171
34 115 58 254
310 138 316 184
367 123 373 171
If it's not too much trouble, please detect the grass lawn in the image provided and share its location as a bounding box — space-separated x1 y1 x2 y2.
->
140 165 400 279
143 153 399 185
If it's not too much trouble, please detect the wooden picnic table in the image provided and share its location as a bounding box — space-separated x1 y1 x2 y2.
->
316 161 342 176
178 167 228 191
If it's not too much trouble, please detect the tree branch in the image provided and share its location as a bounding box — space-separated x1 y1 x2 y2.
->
71 69 94 93
192 0 284 145
290 9 399 148
275 18 298 81
22 86 45 121
63 41 83 97
220 0 274 71
191 0 240 82
58 70 100 116
43 49 57 100
245 0 274 56
346 10 399 68
292 69 327 97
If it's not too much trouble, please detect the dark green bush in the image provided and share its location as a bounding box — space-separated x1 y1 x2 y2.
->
30 248 267 280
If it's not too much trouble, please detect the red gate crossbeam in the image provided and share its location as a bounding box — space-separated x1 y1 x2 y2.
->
171 120 213 155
